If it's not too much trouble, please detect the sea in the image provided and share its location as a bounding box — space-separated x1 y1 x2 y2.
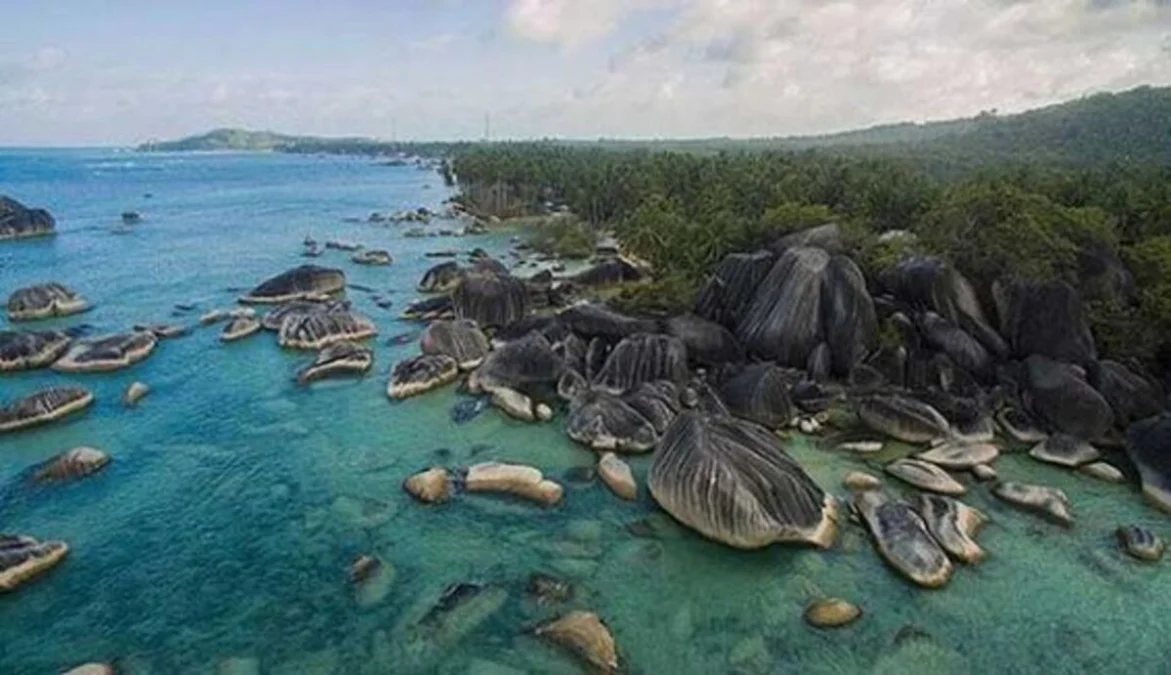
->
1 148 1169 675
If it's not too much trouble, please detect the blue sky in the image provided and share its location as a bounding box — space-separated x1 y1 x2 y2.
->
1 0 1168 145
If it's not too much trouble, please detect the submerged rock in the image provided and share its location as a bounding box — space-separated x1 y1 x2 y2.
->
62 664 115 675
648 412 838 549
351 555 396 608
352 249 392 266
418 261 464 293
527 573 574 605
598 452 637 500
278 309 376 350
240 265 346 304
450 397 489 424
915 494 987 564
565 388 658 453
991 482 1073 526
420 319 490 370
858 395 950 443
0 387 94 432
0 534 69 592
1029 434 1101 468
135 323 189 339
804 598 862 628
388 354 459 399
452 272 527 329
1125 413 1171 512
1116 526 1165 562
854 490 954 589
32 447 110 484
916 442 999 470
0 330 71 372
0 196 55 240
7 283 88 321
884 459 966 496
221 316 262 342
535 611 619 673
403 467 451 504
53 331 157 372
716 363 796 430
465 462 563 506
297 341 373 384
124 381 150 406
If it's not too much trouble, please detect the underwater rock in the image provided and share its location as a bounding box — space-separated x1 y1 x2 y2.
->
916 442 999 470
240 264 346 304
468 331 563 394
452 272 527 329
62 665 115 675
1116 526 1165 562
598 452 637 500
804 598 862 628
1087 360 1165 426
971 464 998 482
991 482 1073 526
0 196 55 240
996 406 1048 443
1125 413 1171 512
451 397 489 424
420 319 490 370
527 572 573 605
695 250 775 329
261 299 350 331
124 381 150 406
884 459 966 496
1024 355 1114 440
352 249 392 265
32 446 110 484
844 471 882 491
915 494 987 564
591 333 688 394
352 555 395 608
994 278 1096 364
418 261 464 293
0 330 71 372
1080 462 1124 483
648 412 838 549
858 395 950 443
854 490 954 589
557 303 659 341
535 611 619 674
837 441 885 455
565 388 658 453
7 283 88 321
663 313 744 366
465 462 563 506
388 354 459 400
490 387 550 423
278 309 376 350
403 467 451 504
572 258 644 287
1029 433 1101 468
221 315 262 342
53 331 157 372
716 363 796 430
297 341 373 384
0 534 69 592
350 554 380 583
0 386 94 432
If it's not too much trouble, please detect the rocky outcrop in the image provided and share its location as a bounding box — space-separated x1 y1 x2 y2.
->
565 388 659 453
695 250 776 329
854 490 953 588
916 442 999 470
388 354 459 400
490 386 552 422
420 319 490 370
53 332 158 372
0 387 93 432
1023 355 1114 440
297 341 373 384
32 447 110 483
0 330 71 371
1116 526 1165 562
592 333 688 394
468 331 563 394
7 283 89 321
452 272 527 329
558 303 659 341
715 363 796 430
262 300 350 331
993 279 1096 365
1126 413 1171 513
0 534 69 592
278 309 376 350
240 265 345 304
648 412 838 549
418 261 463 293
820 255 877 376
623 380 683 433
1029 434 1100 467
0 196 55 241
663 313 744 367
124 381 150 406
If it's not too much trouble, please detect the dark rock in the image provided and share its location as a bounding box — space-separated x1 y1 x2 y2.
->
820 255 876 375
1116 526 1165 562
7 283 89 321
53 332 157 372
31 446 110 484
402 295 454 321
452 273 527 329
592 333 688 394
884 459 966 496
854 490 953 588
1024 355 1114 440
469 331 563 393
663 313 744 367
494 315 570 345
771 222 843 254
472 257 510 277
857 395 950 443
866 345 907 387
991 481 1073 526
1029 433 1100 467
565 388 658 453
0 330 71 372
1126 413 1171 512
558 303 659 341
278 309 376 350
572 258 644 287
221 316 262 342
1087 360 1165 426
807 342 832 382
388 354 459 399
584 338 612 381
297 341 373 385
240 265 346 304
421 319 490 370
647 412 838 549
920 312 991 378
623 381 684 434
528 573 573 605
261 299 350 331
996 406 1048 443
451 397 489 424
993 279 1096 365
695 250 775 329
914 494 987 564
0 387 94 433
0 534 69 592
352 249 392 266
737 247 829 367
716 363 796 430
0 196 55 240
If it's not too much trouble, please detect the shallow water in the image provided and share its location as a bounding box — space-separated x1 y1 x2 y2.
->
1 149 1169 675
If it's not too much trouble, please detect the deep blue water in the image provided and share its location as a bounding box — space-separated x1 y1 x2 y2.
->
1 149 1170 675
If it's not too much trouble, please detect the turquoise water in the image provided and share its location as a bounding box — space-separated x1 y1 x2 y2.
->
2 149 1170 674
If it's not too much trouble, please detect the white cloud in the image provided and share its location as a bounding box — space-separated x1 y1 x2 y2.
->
505 0 677 47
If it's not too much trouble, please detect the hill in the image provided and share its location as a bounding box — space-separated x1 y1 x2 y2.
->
137 128 306 152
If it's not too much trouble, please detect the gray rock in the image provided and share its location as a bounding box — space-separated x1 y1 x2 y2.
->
1024 355 1114 440
240 264 345 304
916 441 999 470
1116 526 1165 562
1029 433 1101 468
885 459 966 496
1125 413 1171 513
991 481 1073 526
854 490 954 588
915 494 987 564
858 395 950 443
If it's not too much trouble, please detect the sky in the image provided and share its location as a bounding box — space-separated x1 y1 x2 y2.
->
0 0 1168 145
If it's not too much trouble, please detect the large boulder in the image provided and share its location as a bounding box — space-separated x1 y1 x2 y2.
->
993 279 1096 365
420 319 490 370
0 196 55 240
648 412 838 549
919 312 991 378
1126 413 1171 513
277 309 376 350
53 332 157 372
401 295 454 322
854 490 953 588
495 315 572 347
558 303 659 341
663 314 744 367
0 387 94 433
880 257 1006 357
565 388 659 453
694 250 775 329
1086 360 1165 426
7 283 89 321
452 272 527 329
469 331 563 394
388 354 459 399
820 255 876 376
0 330 71 372
261 299 351 331
0 534 69 592
716 363 796 430
240 265 346 304
572 258 644 287
771 223 844 254
418 261 464 293
737 247 829 367
32 447 111 484
623 380 684 434
1023 355 1114 440
592 333 688 394
297 341 373 385
857 394 950 443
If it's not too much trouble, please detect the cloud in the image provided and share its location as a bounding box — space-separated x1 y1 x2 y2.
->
505 0 676 47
